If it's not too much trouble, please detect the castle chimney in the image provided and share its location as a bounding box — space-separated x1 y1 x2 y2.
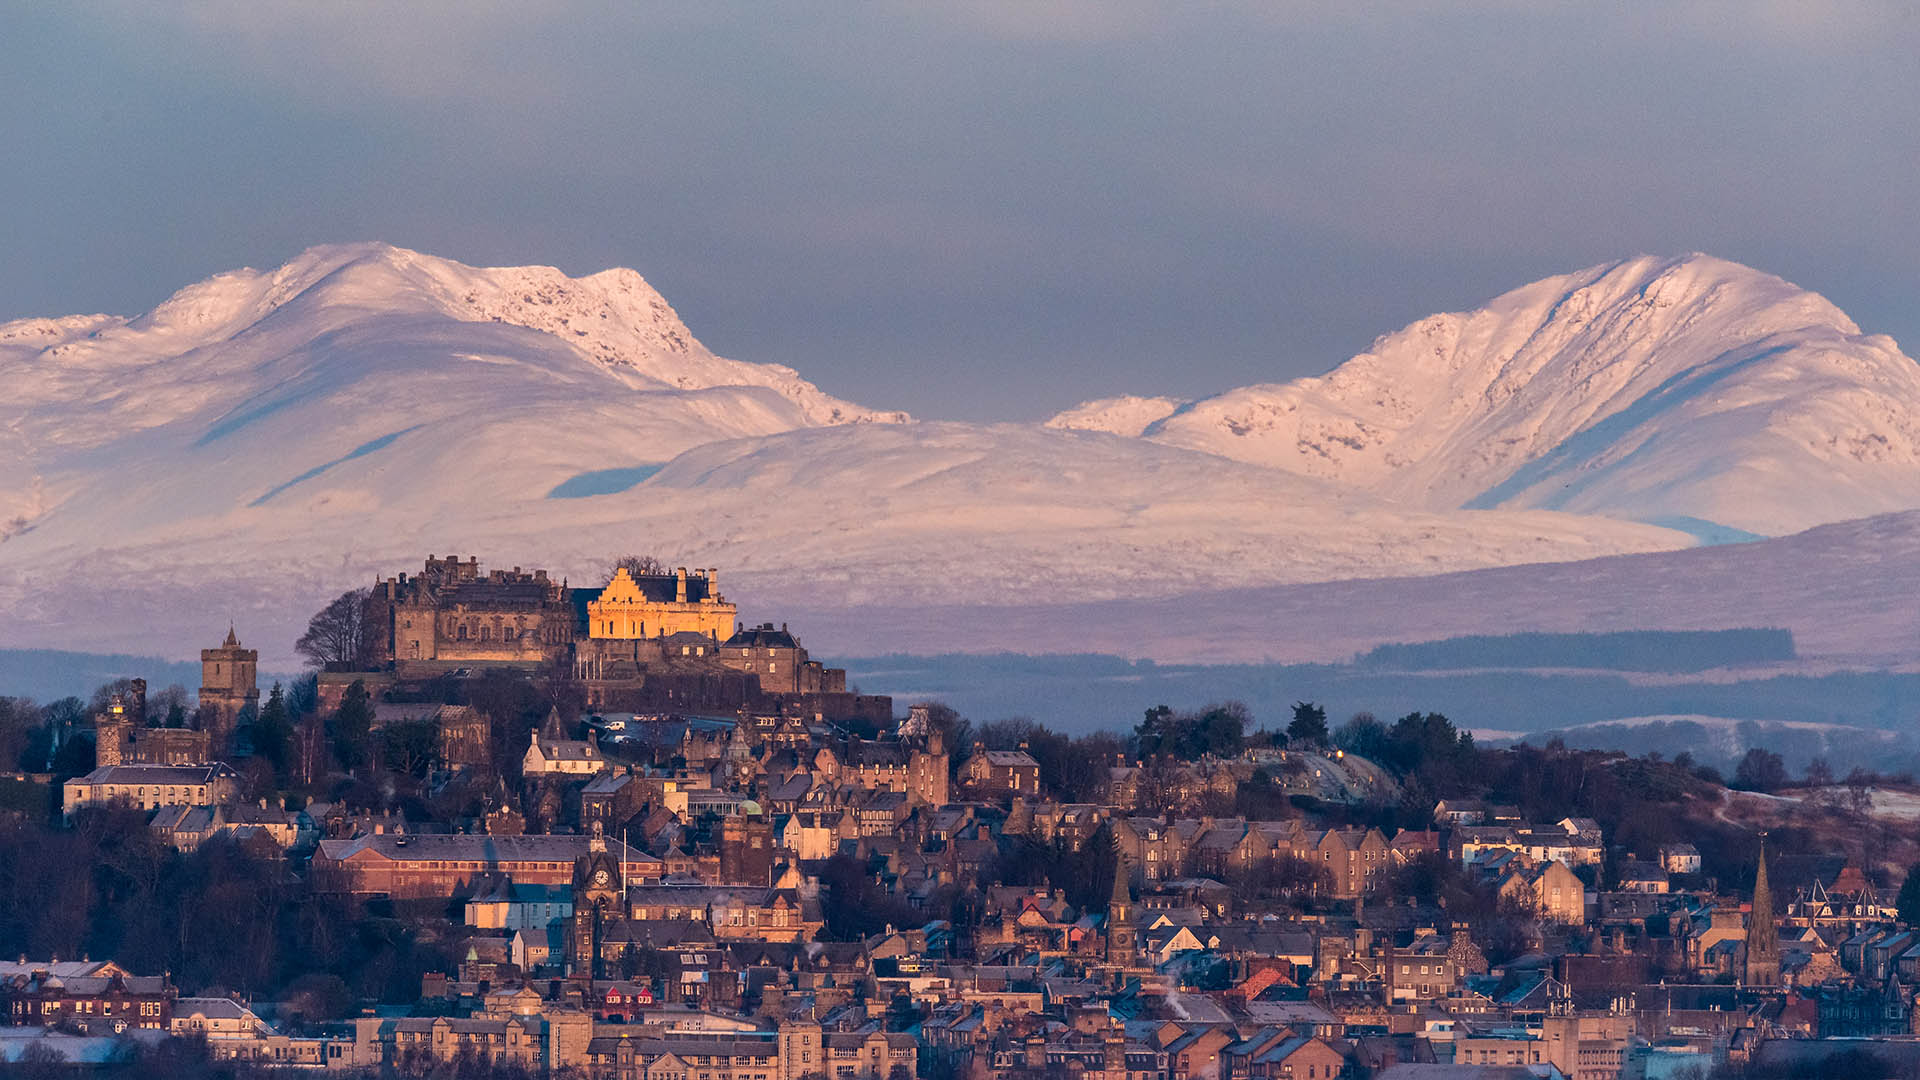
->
675 567 688 603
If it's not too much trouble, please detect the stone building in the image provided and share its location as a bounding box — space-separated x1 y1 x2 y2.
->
94 682 213 768
719 810 775 887
0 960 175 1033
198 627 258 748
585 566 735 642
311 832 657 899
524 710 605 777
434 704 492 770
368 555 577 670
571 823 625 980
62 763 240 819
718 623 842 695
966 746 1042 799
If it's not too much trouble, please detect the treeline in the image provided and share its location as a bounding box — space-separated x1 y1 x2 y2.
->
1356 628 1795 673
0 808 446 1010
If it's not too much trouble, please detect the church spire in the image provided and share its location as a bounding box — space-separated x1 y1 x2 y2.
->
1106 842 1136 967
1746 831 1781 986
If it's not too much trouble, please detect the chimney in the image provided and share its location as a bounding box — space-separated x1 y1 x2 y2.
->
675 568 688 603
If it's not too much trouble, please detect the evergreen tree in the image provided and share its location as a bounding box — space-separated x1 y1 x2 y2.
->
251 683 294 782
1899 865 1920 927
1287 701 1329 747
331 680 373 773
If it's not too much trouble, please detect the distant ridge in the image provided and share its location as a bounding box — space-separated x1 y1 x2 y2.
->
1355 628 1796 673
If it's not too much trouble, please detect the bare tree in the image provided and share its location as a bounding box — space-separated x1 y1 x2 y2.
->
295 588 372 670
609 553 667 578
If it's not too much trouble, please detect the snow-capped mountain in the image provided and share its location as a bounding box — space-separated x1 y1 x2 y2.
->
1053 256 1920 538
3 244 1916 667
0 243 904 545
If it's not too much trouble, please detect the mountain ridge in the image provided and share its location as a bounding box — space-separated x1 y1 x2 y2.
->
4 244 1919 667
1051 254 1920 536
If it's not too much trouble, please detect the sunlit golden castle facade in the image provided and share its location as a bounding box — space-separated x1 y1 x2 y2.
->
586 566 734 641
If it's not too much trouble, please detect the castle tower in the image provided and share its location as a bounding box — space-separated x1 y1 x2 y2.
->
1106 848 1137 966
94 695 135 767
1746 833 1781 987
199 627 258 751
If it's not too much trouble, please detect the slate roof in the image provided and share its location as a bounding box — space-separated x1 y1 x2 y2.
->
317 832 646 863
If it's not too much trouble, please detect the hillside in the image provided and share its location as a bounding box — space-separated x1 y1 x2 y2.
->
5 245 1920 670
778 510 1920 667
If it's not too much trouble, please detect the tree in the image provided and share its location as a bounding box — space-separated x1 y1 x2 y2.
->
609 553 667 578
1845 768 1875 813
1132 702 1246 761
1334 712 1390 760
1898 864 1920 928
381 719 440 778
1287 702 1329 747
1733 748 1788 793
296 588 373 670
1805 757 1835 788
87 678 134 715
818 854 919 940
1135 705 1177 758
250 684 293 780
331 681 373 772
150 684 190 726
976 717 1042 751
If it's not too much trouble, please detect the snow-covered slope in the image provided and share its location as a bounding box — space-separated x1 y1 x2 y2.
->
0 415 1689 665
1054 256 1920 537
0 243 904 546
4 245 1916 667
1043 395 1185 438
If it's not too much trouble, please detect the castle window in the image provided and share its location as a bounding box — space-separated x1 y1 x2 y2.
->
458 625 469 641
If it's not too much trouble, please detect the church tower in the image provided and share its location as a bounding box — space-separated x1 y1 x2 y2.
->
571 822 623 980
1106 849 1137 967
199 627 258 750
1745 832 1781 987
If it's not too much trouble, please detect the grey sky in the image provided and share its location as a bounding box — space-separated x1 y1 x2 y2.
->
4 3 1916 420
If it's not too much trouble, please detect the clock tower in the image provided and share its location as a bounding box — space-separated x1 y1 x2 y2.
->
571 821 623 979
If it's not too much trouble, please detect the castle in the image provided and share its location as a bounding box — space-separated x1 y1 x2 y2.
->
198 626 259 748
337 556 887 723
96 628 261 767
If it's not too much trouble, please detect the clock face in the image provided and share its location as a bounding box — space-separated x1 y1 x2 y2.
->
592 868 610 888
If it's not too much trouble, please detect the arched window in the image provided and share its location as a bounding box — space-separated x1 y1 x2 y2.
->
457 624 469 641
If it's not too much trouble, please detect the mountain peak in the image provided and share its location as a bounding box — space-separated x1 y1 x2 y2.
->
1139 253 1916 536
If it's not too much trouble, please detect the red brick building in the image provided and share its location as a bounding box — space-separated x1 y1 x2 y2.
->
311 833 658 898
